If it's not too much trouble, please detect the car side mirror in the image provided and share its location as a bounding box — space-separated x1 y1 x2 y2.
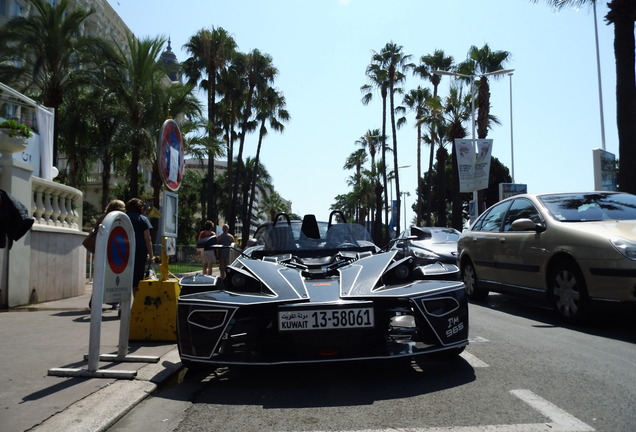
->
511 218 546 232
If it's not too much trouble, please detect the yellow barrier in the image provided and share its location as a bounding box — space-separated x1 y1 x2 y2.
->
129 279 181 341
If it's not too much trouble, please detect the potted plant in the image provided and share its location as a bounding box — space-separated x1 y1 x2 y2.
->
0 119 32 155
0 119 33 138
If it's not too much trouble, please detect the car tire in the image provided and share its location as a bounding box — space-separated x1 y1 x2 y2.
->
461 259 489 301
549 259 590 323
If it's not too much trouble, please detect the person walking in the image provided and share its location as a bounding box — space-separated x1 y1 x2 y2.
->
84 199 126 310
125 198 154 295
217 224 235 278
198 220 216 275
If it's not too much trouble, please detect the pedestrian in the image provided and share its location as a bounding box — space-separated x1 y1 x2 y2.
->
125 198 154 295
85 199 126 310
198 220 216 275
217 224 235 278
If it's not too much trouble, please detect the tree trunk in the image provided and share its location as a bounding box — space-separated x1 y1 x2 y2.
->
373 182 384 246
612 3 636 194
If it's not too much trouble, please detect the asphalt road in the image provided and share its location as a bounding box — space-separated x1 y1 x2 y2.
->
108 294 636 432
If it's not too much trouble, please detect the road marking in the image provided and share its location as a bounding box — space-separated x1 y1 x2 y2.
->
510 389 595 431
290 389 595 432
460 351 489 368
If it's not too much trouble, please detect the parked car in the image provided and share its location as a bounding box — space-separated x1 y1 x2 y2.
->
390 226 460 266
457 191 636 322
177 211 468 368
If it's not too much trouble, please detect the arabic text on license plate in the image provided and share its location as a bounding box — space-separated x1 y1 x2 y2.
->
279 308 374 331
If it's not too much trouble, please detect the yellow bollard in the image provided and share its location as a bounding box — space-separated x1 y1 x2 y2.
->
129 279 181 341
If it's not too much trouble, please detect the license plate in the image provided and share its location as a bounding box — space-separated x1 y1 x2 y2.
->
278 307 374 331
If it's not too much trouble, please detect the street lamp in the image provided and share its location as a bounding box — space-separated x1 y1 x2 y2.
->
433 68 514 219
509 72 515 183
389 165 411 202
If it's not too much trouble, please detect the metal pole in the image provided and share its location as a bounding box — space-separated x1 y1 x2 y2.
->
509 72 515 183
470 75 479 217
593 1 606 150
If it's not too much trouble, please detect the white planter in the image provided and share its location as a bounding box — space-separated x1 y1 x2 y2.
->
0 130 28 155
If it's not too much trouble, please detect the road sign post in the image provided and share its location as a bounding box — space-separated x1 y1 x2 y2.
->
48 211 158 379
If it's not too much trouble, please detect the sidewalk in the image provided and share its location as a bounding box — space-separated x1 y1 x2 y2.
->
0 270 208 432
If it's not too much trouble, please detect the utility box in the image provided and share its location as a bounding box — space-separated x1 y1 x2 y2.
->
129 279 181 341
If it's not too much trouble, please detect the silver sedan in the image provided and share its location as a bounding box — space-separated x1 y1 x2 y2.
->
457 191 636 322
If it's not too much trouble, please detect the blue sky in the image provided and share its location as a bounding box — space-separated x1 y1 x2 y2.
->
108 0 617 223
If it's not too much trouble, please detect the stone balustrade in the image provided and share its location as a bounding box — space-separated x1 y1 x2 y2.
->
31 176 83 231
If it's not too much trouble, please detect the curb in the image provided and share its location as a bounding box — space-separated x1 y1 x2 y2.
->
30 349 183 432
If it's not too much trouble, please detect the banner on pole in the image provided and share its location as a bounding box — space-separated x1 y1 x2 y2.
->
455 139 493 193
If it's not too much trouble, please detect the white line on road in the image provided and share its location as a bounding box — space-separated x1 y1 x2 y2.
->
290 389 595 432
510 389 595 431
460 351 489 368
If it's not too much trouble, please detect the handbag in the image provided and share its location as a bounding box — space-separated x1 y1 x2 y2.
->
82 229 97 254
82 215 104 254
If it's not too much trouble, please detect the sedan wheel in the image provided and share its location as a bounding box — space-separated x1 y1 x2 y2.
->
462 260 488 301
550 260 589 322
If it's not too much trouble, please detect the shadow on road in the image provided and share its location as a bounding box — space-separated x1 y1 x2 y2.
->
474 293 636 344
163 355 476 408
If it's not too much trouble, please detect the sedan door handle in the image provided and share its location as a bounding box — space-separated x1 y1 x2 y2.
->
499 238 506 243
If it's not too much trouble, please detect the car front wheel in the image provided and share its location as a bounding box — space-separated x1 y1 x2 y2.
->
461 259 489 301
550 260 589 322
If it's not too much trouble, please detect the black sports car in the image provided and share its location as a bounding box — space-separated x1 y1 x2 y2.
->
177 211 469 367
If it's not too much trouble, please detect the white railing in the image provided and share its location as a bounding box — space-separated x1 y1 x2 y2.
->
31 176 83 230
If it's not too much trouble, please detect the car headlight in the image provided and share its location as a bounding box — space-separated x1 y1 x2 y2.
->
413 249 439 260
610 237 636 260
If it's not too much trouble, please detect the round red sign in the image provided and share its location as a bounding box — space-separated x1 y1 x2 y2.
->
158 119 184 192
107 226 130 274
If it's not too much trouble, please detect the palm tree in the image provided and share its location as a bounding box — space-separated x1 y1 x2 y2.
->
532 0 636 194
183 27 237 222
0 0 115 166
354 129 383 243
259 189 289 222
216 60 246 224
241 156 274 227
355 129 381 175
443 84 472 229
361 64 389 242
230 49 277 235
373 42 412 235
414 50 454 225
415 49 455 99
243 86 290 244
457 44 511 140
403 86 433 225
113 34 168 199
344 148 368 222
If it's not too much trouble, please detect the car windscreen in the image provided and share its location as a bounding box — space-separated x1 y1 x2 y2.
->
429 229 460 243
538 192 636 222
259 222 374 252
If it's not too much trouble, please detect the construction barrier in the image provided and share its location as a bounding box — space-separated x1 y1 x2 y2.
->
129 279 181 341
